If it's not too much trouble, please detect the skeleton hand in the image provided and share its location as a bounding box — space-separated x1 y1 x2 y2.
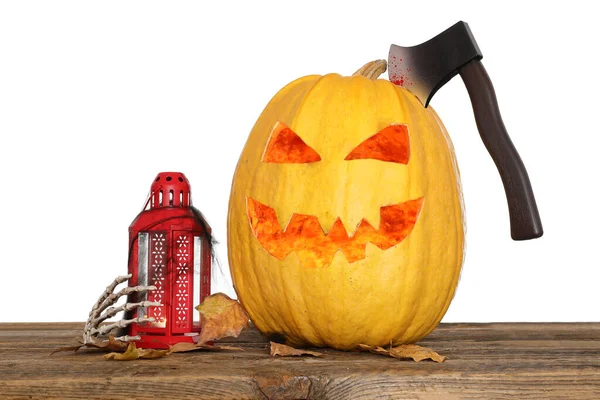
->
83 274 161 344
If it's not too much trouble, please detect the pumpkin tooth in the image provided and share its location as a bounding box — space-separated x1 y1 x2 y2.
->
362 209 382 233
276 207 297 233
319 215 342 236
337 214 364 238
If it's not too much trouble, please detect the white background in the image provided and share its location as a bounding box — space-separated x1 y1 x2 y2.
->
0 1 598 323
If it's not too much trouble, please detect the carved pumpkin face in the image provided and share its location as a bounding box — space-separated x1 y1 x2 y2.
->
248 122 423 269
228 71 464 350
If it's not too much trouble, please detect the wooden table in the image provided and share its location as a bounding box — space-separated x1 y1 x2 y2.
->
1 323 599 399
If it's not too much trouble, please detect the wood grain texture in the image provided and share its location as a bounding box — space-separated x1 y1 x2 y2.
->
0 323 599 399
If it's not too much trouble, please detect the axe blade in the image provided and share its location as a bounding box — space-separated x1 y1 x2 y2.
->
388 21 482 107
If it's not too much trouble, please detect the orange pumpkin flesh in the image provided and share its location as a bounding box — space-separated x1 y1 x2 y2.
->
262 121 321 163
345 124 410 164
247 197 424 268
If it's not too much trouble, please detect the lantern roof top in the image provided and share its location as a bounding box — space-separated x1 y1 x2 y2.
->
149 172 191 209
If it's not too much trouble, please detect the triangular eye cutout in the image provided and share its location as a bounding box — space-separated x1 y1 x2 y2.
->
345 124 410 164
262 121 321 163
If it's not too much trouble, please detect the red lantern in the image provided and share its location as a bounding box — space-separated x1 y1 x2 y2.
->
127 172 211 348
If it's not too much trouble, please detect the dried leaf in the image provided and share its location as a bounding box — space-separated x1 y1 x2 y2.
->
137 347 169 359
195 293 249 345
168 342 200 354
357 344 388 355
105 342 139 360
389 344 447 363
104 342 169 361
50 345 83 355
270 342 324 358
213 345 245 352
358 343 446 363
168 341 245 354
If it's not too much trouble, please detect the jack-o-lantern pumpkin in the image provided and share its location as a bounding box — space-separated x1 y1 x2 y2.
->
228 60 464 350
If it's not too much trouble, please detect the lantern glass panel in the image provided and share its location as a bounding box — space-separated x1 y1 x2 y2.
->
140 231 168 328
137 232 149 318
193 236 202 328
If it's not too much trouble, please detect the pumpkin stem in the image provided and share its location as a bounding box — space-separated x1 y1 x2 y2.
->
352 60 387 80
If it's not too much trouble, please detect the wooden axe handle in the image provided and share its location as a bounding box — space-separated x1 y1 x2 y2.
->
459 59 543 240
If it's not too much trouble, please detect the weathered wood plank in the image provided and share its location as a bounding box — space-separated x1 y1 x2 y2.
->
0 323 599 399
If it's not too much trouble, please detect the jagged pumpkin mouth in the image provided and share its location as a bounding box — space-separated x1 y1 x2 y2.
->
247 197 424 268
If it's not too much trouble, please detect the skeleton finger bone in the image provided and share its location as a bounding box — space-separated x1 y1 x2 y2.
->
83 275 161 345
95 285 158 319
94 317 156 337
113 335 141 342
95 301 162 326
88 274 132 318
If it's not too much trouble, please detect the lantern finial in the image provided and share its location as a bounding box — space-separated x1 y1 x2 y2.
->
150 172 191 209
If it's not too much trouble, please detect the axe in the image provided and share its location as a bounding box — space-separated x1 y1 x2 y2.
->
389 21 543 241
